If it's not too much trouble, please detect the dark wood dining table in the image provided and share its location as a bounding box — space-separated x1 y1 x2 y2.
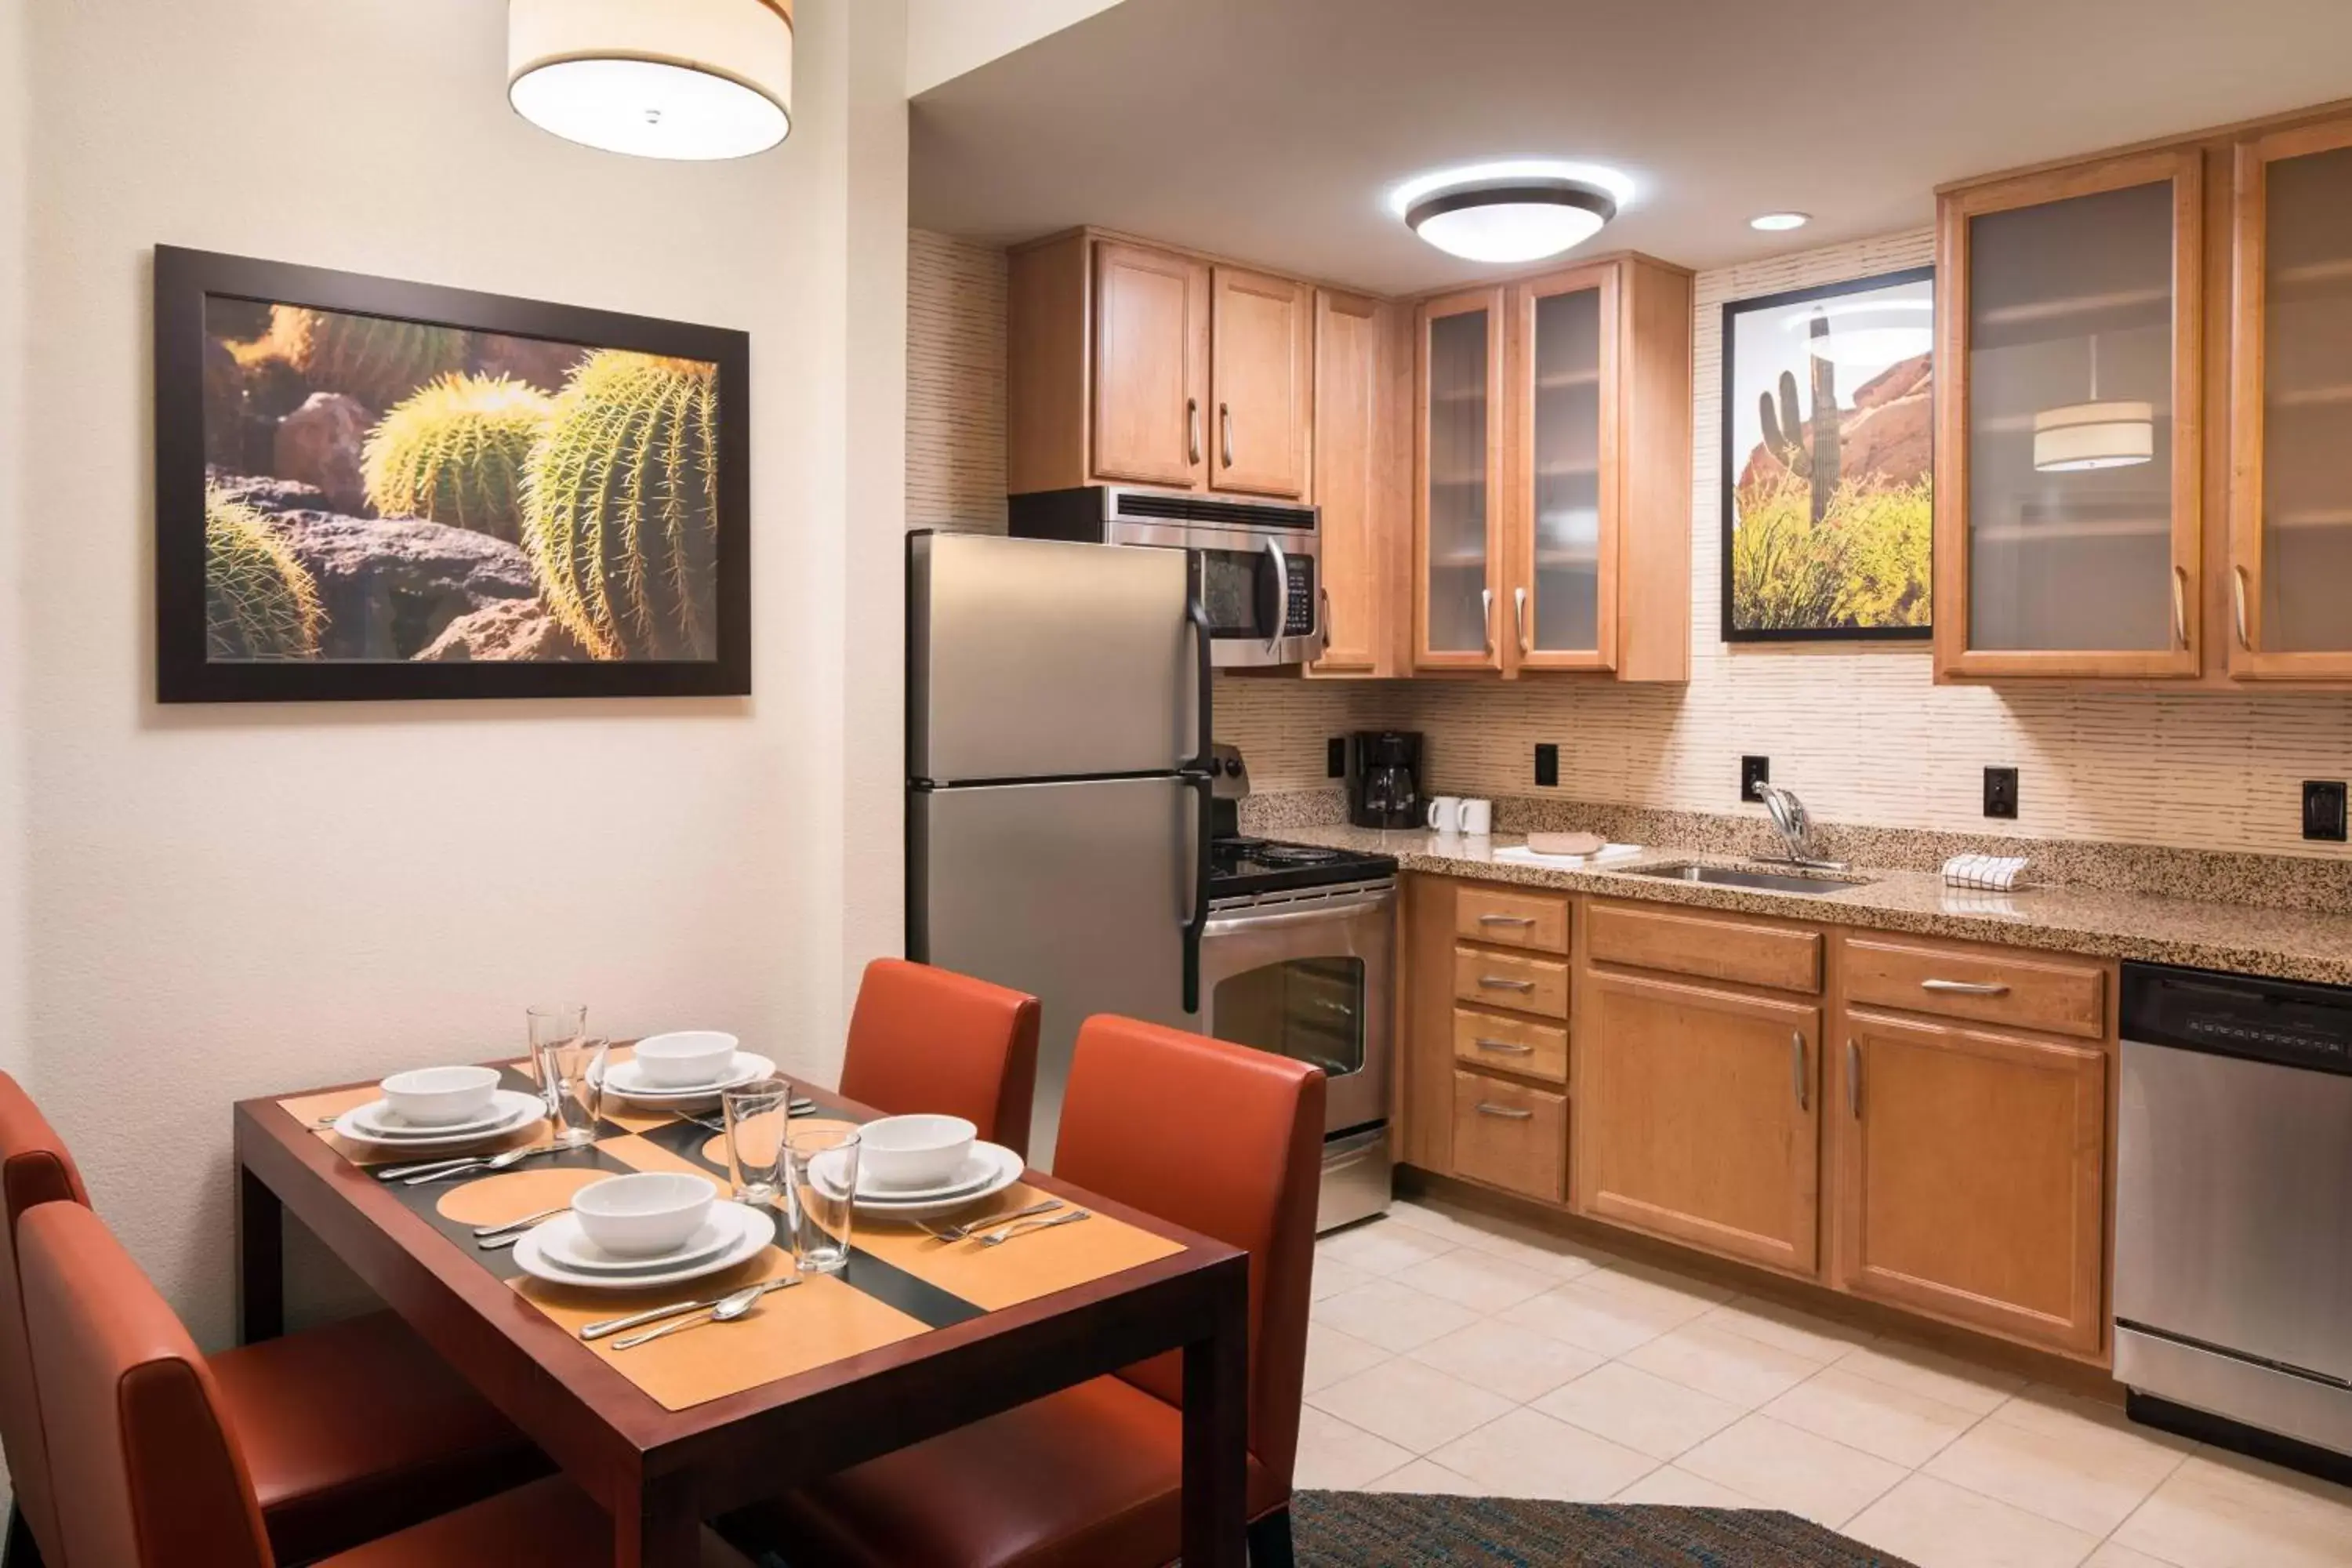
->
233 1057 1250 1567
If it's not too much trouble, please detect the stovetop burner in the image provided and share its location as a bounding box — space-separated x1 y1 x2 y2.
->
1210 835 1395 898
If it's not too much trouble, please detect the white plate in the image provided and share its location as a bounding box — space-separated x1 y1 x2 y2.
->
814 1142 1024 1221
848 1149 1003 1203
332 1090 543 1151
347 1096 521 1141
512 1201 775 1291
535 1212 738 1276
603 1051 776 1104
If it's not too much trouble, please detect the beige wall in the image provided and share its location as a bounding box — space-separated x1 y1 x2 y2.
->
906 0 1131 96
909 231 1010 532
0 0 27 1091
909 222 2352 861
13 0 907 1346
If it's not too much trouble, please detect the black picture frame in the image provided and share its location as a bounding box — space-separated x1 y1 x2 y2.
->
1719 263 1935 644
154 245 752 702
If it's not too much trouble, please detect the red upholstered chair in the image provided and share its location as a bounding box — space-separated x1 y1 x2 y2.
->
760 1015 1326 1568
16 1201 753 1568
0 1073 541 1566
839 958 1042 1158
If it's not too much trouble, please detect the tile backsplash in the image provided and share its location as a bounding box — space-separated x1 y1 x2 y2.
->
909 225 2352 862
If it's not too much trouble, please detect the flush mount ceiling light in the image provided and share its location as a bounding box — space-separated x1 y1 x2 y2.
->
1784 299 1933 366
1390 161 1633 264
1751 212 1811 231
2034 336 2154 471
509 0 793 161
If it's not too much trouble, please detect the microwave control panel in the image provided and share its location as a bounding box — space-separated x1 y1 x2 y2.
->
1283 555 1316 635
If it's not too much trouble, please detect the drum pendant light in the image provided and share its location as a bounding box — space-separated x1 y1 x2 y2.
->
2034 335 2152 472
508 0 793 161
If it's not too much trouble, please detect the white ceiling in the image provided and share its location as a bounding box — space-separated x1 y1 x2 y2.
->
909 0 2352 293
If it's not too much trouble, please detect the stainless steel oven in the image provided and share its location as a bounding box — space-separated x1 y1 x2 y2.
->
1007 485 1323 667
1199 877 1394 1230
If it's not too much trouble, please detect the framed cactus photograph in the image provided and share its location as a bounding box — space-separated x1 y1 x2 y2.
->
154 245 750 701
1721 266 1934 642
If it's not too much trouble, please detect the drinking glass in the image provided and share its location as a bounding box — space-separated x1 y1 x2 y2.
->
721 1076 793 1204
784 1125 860 1276
528 1004 597 1146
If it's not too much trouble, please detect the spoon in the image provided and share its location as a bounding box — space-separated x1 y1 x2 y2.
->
611 1281 772 1350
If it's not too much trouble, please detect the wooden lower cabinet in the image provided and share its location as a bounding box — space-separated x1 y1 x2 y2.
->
1452 1071 1566 1203
1578 970 1821 1276
1832 1008 2108 1355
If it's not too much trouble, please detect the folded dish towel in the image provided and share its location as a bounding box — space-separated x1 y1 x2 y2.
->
1943 854 2029 891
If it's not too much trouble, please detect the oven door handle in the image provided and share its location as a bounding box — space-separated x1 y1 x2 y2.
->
1203 890 1396 938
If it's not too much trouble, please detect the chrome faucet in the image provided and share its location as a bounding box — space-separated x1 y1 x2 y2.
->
1754 783 1847 871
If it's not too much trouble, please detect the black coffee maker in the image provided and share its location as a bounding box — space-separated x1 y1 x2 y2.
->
1346 731 1425 829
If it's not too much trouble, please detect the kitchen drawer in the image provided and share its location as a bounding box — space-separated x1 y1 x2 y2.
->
1453 945 1569 1019
1455 887 1570 953
1452 1007 1568 1083
1587 900 1822 993
1842 935 2105 1040
1452 1071 1566 1203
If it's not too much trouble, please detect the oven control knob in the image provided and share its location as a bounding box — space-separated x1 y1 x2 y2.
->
1223 757 1243 776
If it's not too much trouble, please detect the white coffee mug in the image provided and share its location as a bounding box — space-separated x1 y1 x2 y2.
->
1460 798 1494 836
1425 796 1463 833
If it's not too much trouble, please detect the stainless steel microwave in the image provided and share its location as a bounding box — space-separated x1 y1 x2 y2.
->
1007 486 1324 667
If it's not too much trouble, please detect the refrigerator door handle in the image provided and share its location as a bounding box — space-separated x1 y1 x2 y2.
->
1181 575 1214 1015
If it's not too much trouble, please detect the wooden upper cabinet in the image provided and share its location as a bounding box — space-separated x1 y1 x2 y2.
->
2228 114 2352 679
1091 240 1209 489
1414 256 1692 681
1577 969 1821 1276
1308 289 1392 675
1832 1008 2107 1355
1935 150 2205 680
1415 287 1508 670
1210 267 1312 498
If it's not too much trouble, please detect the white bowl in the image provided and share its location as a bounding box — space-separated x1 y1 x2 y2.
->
858 1114 977 1191
631 1031 739 1088
379 1065 501 1127
569 1172 719 1258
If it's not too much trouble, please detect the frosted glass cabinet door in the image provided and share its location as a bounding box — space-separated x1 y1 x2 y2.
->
2229 117 2352 679
1512 267 1617 670
1416 289 1504 668
1936 150 2203 678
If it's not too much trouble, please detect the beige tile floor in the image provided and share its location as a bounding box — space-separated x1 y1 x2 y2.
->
1303 1197 2352 1568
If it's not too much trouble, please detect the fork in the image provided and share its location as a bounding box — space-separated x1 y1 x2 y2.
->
978 1209 1092 1247
920 1198 1062 1243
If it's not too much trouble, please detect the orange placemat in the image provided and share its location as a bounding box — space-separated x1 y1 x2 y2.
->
854 1184 1185 1312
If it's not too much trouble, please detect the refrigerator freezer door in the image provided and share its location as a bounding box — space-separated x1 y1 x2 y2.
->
909 532 1198 784
910 775 1199 1168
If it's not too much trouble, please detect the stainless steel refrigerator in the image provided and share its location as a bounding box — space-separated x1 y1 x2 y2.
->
906 531 1210 1166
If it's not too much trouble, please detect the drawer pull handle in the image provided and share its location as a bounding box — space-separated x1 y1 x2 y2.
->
1846 1039 1862 1120
1475 1102 1534 1120
1790 1029 1807 1112
1473 1039 1535 1055
1478 914 1537 926
1921 978 2009 996
1479 976 1537 992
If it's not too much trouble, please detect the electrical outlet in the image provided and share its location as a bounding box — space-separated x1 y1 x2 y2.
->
1327 737 1346 779
1534 743 1559 788
1984 766 2019 820
2305 780 2347 842
1740 756 1770 803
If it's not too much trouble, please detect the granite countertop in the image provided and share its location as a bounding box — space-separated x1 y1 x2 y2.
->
1282 824 2352 986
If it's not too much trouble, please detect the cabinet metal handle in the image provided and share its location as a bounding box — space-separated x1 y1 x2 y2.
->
1790 1029 1807 1112
1478 975 1536 992
1846 1039 1861 1120
1187 398 1201 466
1472 1038 1535 1055
2234 564 2252 651
1475 1102 1534 1120
1317 586 1334 659
1480 587 1494 653
2172 564 2190 649
1478 914 1536 927
1514 585 1530 655
1921 978 2009 996
1220 402 1234 468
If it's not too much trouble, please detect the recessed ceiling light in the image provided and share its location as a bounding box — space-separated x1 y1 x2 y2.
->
509 0 793 161
1390 161 1634 265
1750 212 1810 231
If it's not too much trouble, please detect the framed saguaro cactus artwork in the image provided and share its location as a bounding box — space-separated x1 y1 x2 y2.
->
1721 266 1934 642
153 246 751 701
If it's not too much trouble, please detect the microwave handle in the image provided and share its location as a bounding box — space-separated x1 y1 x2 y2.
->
1181 574 1214 1015
1264 538 1290 659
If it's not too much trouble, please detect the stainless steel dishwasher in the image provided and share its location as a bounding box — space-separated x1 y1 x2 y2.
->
2115 960 2352 1460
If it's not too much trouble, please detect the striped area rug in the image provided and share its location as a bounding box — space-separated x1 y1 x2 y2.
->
1287 1490 1915 1566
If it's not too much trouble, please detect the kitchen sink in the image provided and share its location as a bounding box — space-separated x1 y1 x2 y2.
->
1621 862 1873 895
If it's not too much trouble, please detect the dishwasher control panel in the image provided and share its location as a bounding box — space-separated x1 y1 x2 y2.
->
2122 962 2352 1075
